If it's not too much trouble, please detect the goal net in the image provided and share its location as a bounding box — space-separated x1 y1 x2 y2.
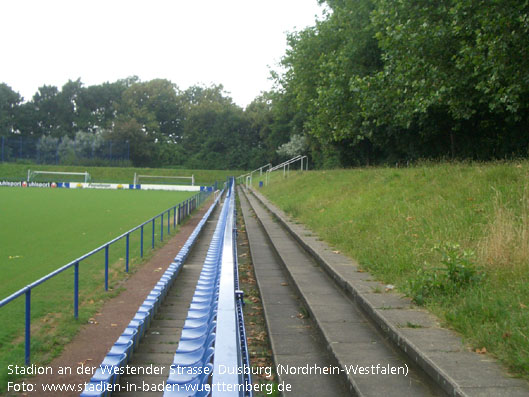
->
133 173 195 186
27 170 91 183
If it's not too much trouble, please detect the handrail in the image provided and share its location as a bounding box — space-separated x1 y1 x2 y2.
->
268 154 302 172
265 155 308 186
0 187 214 364
236 163 272 183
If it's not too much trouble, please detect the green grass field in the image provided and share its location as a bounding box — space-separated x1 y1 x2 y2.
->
257 162 529 379
0 187 197 389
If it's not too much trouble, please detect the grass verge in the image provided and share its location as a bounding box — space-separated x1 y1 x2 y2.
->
256 161 529 379
0 163 242 186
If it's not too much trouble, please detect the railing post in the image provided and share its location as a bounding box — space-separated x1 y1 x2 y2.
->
161 214 164 242
152 218 155 249
105 245 109 291
167 210 170 235
126 233 130 272
173 206 176 230
178 203 181 225
140 225 144 258
74 261 79 319
25 289 31 365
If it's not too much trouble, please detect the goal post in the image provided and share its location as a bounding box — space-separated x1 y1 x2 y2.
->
27 170 91 183
133 173 195 186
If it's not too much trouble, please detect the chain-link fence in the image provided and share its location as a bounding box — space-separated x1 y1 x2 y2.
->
0 135 129 165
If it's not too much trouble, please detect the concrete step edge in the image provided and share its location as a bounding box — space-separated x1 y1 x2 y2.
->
246 187 471 397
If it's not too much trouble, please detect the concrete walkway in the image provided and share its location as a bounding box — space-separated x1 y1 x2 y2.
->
245 187 529 397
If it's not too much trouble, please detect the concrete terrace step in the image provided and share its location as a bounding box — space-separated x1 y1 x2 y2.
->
241 187 442 396
246 187 529 397
239 188 349 396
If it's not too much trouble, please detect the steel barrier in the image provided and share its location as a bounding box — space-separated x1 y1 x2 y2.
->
81 190 223 396
237 156 308 188
0 188 212 365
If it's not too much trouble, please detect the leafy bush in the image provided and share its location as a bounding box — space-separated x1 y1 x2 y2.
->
36 135 60 163
408 243 486 305
276 134 307 159
37 130 118 165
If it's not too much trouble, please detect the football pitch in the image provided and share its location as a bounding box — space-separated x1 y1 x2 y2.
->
0 187 196 379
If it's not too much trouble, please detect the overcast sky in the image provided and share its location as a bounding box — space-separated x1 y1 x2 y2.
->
0 0 323 107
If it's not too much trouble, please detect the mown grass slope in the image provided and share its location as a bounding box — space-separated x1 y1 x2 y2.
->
259 162 529 379
0 163 242 185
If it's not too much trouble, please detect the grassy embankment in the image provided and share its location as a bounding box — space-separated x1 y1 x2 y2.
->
0 163 242 185
257 162 529 379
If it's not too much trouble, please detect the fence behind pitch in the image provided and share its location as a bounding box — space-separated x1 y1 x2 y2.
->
0 135 129 164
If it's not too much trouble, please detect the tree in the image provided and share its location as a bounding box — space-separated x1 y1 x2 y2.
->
118 79 183 142
355 0 529 158
0 83 22 135
111 79 184 166
273 0 383 166
244 93 277 165
30 85 61 137
107 117 153 166
178 84 263 169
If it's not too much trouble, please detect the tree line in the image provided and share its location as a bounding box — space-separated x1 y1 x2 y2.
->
1 0 528 169
274 0 529 167
0 78 284 169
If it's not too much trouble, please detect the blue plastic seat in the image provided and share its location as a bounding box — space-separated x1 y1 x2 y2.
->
170 346 214 368
176 332 215 353
166 362 213 389
80 380 109 397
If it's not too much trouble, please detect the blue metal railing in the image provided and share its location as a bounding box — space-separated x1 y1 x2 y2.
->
81 190 224 396
0 188 212 365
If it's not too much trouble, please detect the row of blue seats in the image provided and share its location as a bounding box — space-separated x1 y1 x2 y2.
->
162 186 234 397
81 191 223 397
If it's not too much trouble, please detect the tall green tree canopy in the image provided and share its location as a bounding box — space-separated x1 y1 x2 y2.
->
272 0 529 164
0 83 22 135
